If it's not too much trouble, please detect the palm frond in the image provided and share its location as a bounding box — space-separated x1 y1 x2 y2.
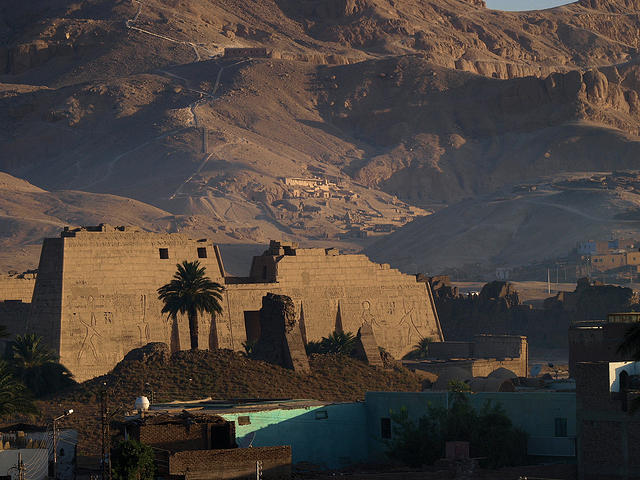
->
157 260 225 350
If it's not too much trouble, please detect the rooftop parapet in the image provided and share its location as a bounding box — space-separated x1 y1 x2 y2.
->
264 240 339 257
607 312 640 324
61 224 144 237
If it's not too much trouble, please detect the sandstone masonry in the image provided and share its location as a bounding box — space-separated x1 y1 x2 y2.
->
13 226 442 381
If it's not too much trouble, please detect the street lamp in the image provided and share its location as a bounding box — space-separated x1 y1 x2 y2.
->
53 409 73 480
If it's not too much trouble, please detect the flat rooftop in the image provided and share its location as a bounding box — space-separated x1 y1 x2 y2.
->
126 398 341 419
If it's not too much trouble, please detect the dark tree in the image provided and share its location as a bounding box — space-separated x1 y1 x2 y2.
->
112 439 155 480
0 360 36 415
6 334 75 397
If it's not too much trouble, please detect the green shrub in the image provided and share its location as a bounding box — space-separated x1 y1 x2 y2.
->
112 439 155 480
305 331 356 356
386 392 528 469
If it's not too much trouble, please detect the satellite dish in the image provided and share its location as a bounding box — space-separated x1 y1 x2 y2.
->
530 365 543 377
135 396 150 412
237 432 256 448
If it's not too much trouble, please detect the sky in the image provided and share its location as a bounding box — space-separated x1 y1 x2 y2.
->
485 0 575 11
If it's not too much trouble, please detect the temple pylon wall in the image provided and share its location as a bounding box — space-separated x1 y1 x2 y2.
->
17 228 443 382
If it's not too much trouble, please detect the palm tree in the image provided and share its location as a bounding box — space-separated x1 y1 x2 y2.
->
618 323 640 360
6 334 75 397
0 360 36 415
157 260 224 350
413 337 433 359
319 331 357 355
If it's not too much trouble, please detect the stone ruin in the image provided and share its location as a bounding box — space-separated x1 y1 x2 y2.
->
352 323 383 368
0 226 443 381
252 293 309 373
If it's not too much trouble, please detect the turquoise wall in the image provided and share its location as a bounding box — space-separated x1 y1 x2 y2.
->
365 391 576 457
221 391 576 467
221 402 367 469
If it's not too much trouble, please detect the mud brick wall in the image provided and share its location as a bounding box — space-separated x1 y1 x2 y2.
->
575 362 640 480
137 424 210 452
169 446 291 480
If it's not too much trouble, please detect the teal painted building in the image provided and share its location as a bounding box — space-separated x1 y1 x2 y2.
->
365 391 576 459
220 401 368 469
152 391 576 468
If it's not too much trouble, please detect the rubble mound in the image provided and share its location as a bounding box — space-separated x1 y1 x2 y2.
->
121 342 170 365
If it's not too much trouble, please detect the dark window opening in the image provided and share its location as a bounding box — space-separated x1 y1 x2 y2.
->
554 417 568 437
211 423 233 449
315 410 328 420
159 248 169 259
381 418 391 439
262 265 267 280
621 371 630 412
237 416 251 426
197 247 207 258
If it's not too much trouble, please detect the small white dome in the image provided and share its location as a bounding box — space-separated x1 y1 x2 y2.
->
135 396 150 411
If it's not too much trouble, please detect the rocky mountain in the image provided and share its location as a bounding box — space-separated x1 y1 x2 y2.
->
3 0 640 273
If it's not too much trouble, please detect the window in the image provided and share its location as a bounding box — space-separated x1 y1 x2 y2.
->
197 247 207 258
237 416 251 426
381 418 391 439
315 410 328 420
159 248 169 259
554 417 567 437
262 265 267 280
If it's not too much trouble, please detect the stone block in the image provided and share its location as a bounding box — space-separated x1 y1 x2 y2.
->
252 293 310 373
353 323 383 367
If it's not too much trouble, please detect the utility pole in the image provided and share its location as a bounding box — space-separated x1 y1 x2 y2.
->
547 268 551 294
101 384 111 480
255 460 262 480
17 452 24 480
53 409 73 480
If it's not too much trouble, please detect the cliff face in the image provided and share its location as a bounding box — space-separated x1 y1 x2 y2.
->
4 0 640 272
579 0 640 11
319 57 640 203
3 0 640 85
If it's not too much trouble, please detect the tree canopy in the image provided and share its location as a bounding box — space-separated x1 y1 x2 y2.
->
386 391 528 468
5 333 75 397
112 439 155 480
157 260 224 350
306 331 357 356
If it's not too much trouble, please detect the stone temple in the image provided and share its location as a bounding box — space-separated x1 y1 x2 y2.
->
0 225 443 381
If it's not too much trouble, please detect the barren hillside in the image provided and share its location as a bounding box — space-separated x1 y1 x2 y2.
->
3 0 640 272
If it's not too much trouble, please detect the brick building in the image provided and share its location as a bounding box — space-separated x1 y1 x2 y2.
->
121 412 291 480
575 361 640 479
591 252 627 272
569 312 640 377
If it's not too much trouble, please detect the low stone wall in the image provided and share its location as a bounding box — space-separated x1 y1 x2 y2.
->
410 356 527 378
169 446 291 480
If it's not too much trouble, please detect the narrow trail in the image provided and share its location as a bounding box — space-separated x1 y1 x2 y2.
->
169 152 214 199
164 60 248 200
125 0 217 62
